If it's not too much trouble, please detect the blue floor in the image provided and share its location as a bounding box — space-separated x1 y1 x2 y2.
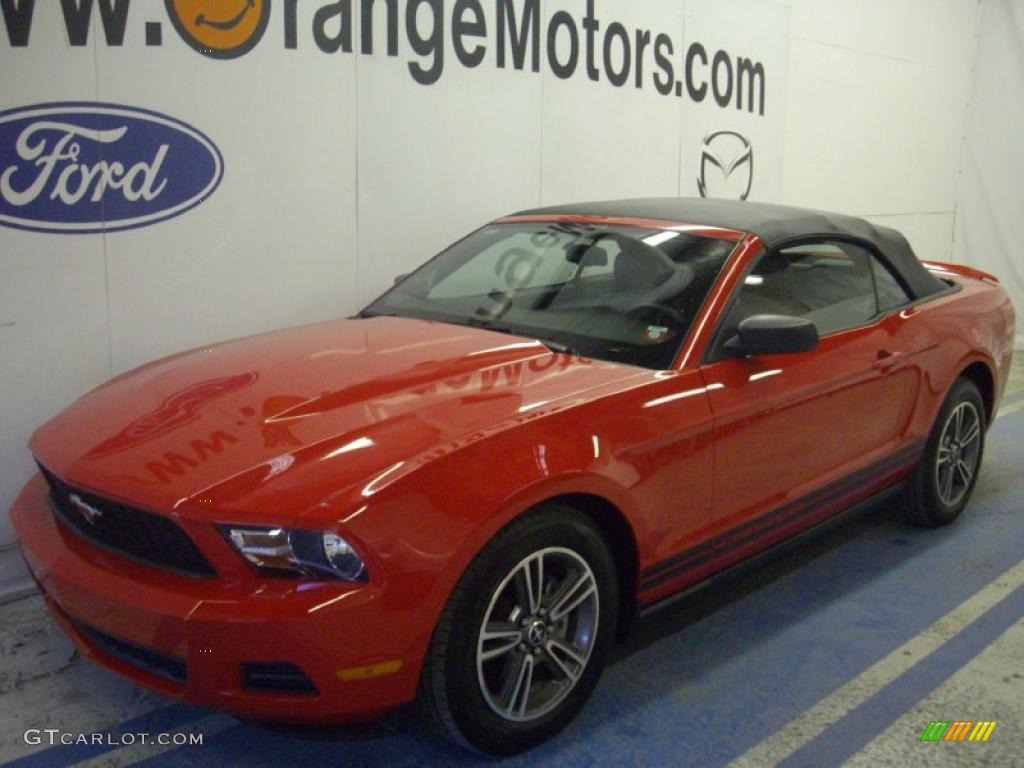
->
7 403 1024 768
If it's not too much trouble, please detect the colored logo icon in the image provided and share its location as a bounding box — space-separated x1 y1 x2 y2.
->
0 102 223 234
920 720 997 742
165 0 271 59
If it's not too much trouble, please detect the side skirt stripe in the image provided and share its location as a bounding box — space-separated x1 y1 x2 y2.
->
640 442 924 591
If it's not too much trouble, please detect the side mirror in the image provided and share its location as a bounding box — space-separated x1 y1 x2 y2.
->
724 314 819 356
393 273 409 287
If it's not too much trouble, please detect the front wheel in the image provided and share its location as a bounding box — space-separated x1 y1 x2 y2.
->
903 377 986 527
420 505 618 755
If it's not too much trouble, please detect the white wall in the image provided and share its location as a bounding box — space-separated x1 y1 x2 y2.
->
0 0 990 596
953 0 1024 347
782 0 981 263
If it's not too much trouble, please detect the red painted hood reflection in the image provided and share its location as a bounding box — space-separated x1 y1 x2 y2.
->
82 372 259 459
30 317 645 519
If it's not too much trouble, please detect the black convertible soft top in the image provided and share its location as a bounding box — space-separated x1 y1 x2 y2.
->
516 198 949 299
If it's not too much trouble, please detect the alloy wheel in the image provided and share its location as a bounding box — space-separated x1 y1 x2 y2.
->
935 400 982 507
475 547 599 723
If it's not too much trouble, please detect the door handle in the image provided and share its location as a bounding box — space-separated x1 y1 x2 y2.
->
873 349 903 371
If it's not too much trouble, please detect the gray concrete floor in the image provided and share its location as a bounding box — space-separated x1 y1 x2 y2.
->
1 353 1023 767
838 351 1024 766
845 619 1023 767
0 593 177 763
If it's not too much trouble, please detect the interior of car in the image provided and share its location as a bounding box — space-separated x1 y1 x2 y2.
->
720 241 912 343
385 223 738 369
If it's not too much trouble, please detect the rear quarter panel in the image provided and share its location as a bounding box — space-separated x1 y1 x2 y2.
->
899 267 1014 439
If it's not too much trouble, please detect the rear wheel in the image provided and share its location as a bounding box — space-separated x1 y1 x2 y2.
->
420 505 618 755
903 377 985 527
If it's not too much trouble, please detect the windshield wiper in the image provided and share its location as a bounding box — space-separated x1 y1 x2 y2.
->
356 308 401 319
465 315 514 333
466 317 577 356
536 338 576 355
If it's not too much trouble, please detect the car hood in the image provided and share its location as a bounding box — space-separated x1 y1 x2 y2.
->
30 316 646 521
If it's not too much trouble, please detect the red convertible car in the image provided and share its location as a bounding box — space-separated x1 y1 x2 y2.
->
11 199 1016 754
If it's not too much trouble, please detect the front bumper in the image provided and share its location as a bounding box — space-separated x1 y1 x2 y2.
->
10 474 424 724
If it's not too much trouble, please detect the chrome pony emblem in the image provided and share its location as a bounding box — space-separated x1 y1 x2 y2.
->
69 493 103 525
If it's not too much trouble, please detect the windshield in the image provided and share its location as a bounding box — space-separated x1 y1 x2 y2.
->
362 221 738 370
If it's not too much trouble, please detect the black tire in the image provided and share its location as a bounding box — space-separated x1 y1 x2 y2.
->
903 377 986 527
419 504 619 755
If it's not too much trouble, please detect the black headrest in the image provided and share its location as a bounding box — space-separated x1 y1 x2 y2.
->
612 236 674 291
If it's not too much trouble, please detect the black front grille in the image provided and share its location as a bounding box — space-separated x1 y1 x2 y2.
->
242 662 319 695
76 622 186 684
39 464 216 578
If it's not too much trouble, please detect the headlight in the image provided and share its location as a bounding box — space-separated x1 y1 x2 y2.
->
219 525 367 582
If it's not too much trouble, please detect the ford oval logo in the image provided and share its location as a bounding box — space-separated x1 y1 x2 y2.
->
0 102 223 234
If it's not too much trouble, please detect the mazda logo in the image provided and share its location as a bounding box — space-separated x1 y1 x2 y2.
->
697 130 753 201
69 493 103 525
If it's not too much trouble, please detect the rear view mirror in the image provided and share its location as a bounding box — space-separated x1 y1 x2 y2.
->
393 273 409 287
724 314 819 356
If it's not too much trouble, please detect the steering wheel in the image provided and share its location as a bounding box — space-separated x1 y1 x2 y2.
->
624 302 686 328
